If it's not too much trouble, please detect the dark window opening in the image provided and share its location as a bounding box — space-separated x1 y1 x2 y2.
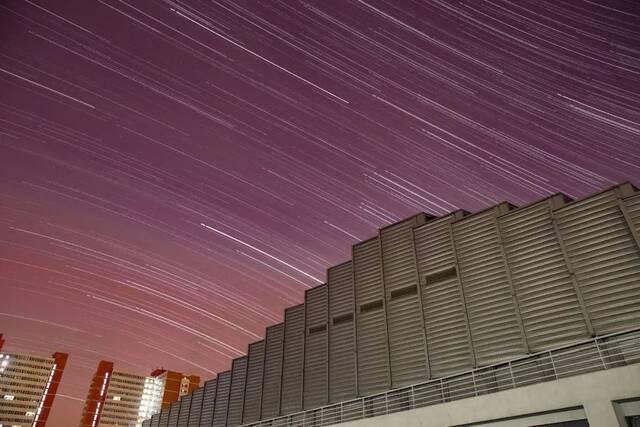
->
425 267 457 284
332 313 353 325
359 300 383 313
390 285 417 300
308 324 326 334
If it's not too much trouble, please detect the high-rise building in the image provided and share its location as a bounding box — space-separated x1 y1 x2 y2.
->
80 361 199 427
0 334 68 427
145 183 640 427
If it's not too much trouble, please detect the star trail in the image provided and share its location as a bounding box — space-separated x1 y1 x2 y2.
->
0 0 639 425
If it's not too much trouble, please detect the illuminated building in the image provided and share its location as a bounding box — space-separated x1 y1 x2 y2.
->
145 183 640 427
0 334 68 427
80 361 199 427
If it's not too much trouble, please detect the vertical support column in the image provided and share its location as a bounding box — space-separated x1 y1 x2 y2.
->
447 223 477 368
494 216 530 354
549 198 595 336
583 400 626 427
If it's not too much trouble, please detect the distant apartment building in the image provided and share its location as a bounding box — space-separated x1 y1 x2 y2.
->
80 361 199 427
0 334 68 427
145 183 640 427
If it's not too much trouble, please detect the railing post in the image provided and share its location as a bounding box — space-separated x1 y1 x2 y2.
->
361 397 365 419
594 338 607 369
339 402 343 423
508 361 516 388
549 351 558 380
439 378 445 403
471 370 478 396
385 393 389 414
410 386 416 409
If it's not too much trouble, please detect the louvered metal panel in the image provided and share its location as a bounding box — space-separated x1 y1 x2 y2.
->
498 195 591 351
281 304 305 415
151 413 160 427
227 357 248 427
187 386 204 427
328 261 357 403
212 371 231 427
261 323 284 419
353 237 390 395
304 284 328 409
200 379 217 427
381 215 429 387
158 407 170 427
177 394 191 427
452 204 528 365
242 341 265 424
168 400 180 427
413 212 474 377
142 419 151 427
554 184 640 334
624 193 640 235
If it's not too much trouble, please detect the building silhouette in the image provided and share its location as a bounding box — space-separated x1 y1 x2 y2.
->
144 183 640 427
0 334 68 427
79 361 199 427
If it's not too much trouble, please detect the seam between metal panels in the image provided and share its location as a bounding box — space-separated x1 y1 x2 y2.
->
494 215 530 354
549 199 595 337
410 223 432 380
350 247 360 398
616 191 640 253
377 230 393 390
447 221 478 368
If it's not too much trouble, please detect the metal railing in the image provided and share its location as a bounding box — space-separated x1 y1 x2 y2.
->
242 328 640 427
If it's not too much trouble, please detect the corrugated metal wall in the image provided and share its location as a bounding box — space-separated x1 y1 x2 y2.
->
304 284 328 409
227 357 248 427
158 406 170 427
199 379 217 427
212 370 231 427
381 215 430 387
242 341 265 424
498 195 591 351
168 400 179 427
177 394 191 427
353 237 391 395
150 413 160 427
554 184 640 334
166 183 640 426
452 204 528 365
260 323 284 419
413 212 474 377
187 386 203 427
280 304 305 415
328 261 357 403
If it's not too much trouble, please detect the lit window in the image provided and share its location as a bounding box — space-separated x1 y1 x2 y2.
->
113 396 121 401
3 395 15 400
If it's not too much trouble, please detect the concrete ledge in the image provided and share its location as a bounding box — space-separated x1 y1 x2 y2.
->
334 364 640 427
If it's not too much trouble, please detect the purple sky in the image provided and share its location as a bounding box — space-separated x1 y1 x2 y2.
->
1 1 639 425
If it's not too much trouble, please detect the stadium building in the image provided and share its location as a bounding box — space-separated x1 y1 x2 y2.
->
144 183 640 427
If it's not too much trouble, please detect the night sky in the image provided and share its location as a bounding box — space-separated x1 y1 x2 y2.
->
1 1 639 425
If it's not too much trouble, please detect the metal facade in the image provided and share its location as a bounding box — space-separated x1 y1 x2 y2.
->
381 214 430 387
177 394 191 427
227 357 248 427
451 204 528 365
353 237 391 395
327 261 357 403
142 419 151 427
212 371 231 427
199 379 217 427
554 184 640 334
260 323 284 419
241 341 265 424
167 400 179 427
303 284 329 409
280 304 305 415
186 386 204 427
413 211 473 377
158 183 640 427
